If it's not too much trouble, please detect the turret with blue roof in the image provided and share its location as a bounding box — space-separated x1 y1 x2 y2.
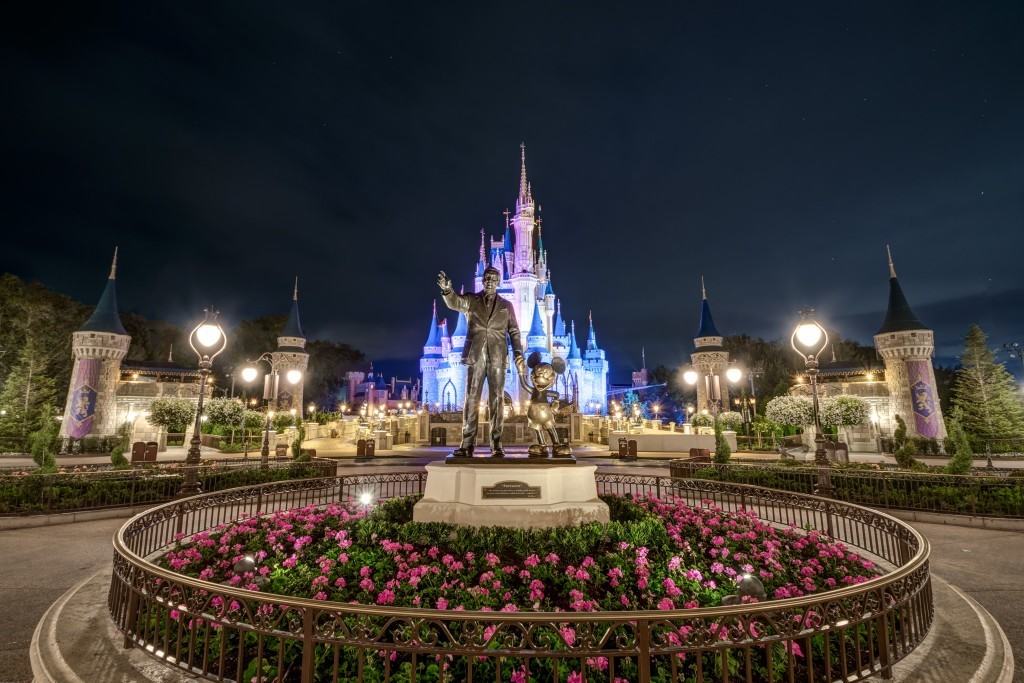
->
553 299 566 337
877 245 927 334
567 321 582 361
527 303 548 355
277 276 305 350
422 300 443 358
80 247 128 335
693 276 723 351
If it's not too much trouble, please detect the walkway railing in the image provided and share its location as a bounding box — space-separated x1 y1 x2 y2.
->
670 460 1024 518
0 458 336 516
109 471 932 682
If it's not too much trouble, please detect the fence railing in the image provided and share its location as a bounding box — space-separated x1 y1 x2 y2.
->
109 471 932 683
670 460 1024 518
0 458 336 516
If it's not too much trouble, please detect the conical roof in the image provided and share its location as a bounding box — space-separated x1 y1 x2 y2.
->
453 311 468 338
528 304 546 338
567 321 582 360
877 246 927 334
696 298 720 338
554 300 566 337
586 311 598 350
80 248 127 335
423 301 441 348
282 277 304 338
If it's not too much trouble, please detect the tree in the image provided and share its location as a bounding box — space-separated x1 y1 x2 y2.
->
892 414 918 468
148 398 196 433
28 404 60 471
305 340 365 409
205 398 245 427
951 325 1024 449
944 408 973 475
0 337 57 438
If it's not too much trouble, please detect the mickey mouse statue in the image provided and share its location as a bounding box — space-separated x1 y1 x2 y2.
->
519 351 574 458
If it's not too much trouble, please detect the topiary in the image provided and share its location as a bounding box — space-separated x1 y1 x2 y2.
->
110 446 130 469
944 408 973 475
713 417 732 463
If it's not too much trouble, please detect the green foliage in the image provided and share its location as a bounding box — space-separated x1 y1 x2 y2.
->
292 421 306 458
272 412 295 432
204 398 245 427
717 411 743 431
243 410 266 429
0 336 58 438
765 395 814 427
821 395 870 427
148 398 196 433
945 408 974 475
952 325 1024 449
110 446 129 468
690 413 713 428
713 417 731 463
28 407 60 472
893 414 908 450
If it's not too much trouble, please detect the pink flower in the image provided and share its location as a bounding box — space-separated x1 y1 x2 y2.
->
568 672 583 683
436 597 448 610
657 597 675 610
524 554 540 567
560 626 576 646
376 589 396 605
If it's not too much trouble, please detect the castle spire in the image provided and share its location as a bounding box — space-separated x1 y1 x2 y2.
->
167 343 174 363
696 277 721 338
423 300 441 349
877 245 925 334
80 248 127 335
587 310 598 350
642 346 646 370
281 276 304 339
567 321 582 360
518 142 529 203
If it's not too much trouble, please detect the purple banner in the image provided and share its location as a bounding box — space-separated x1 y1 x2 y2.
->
66 358 100 438
907 359 940 438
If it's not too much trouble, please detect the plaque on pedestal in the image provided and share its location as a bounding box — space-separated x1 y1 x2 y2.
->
412 462 609 529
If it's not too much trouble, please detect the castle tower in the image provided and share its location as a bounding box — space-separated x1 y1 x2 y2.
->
512 143 536 274
419 300 443 408
582 312 609 413
526 303 550 360
61 248 131 439
271 277 310 412
690 277 730 413
873 247 947 439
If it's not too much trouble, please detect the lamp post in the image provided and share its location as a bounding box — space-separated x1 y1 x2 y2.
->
180 310 227 496
242 356 303 469
683 365 743 418
790 309 832 495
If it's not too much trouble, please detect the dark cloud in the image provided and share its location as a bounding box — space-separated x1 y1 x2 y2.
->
2 2 1023 384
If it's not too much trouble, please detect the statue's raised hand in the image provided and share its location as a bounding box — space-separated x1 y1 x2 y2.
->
437 271 452 292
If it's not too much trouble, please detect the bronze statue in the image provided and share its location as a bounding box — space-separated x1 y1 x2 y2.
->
520 352 573 458
437 267 526 457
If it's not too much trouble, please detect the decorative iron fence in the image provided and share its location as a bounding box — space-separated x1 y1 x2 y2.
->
109 471 932 682
670 460 1024 518
0 458 336 516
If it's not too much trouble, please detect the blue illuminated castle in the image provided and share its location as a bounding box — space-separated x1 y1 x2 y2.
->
419 145 608 414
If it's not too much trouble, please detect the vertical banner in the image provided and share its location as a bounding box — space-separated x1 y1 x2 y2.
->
66 359 100 438
906 359 940 438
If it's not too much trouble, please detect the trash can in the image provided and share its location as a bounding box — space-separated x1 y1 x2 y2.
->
617 437 628 458
366 439 376 457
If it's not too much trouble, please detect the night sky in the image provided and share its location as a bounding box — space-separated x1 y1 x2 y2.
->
3 2 1023 381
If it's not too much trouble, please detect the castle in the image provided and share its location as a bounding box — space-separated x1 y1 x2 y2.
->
58 250 307 444
419 146 609 414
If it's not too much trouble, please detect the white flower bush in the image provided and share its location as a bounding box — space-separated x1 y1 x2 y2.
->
765 395 814 426
820 395 870 427
717 411 744 431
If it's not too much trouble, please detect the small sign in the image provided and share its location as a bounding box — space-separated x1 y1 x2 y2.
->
482 480 541 500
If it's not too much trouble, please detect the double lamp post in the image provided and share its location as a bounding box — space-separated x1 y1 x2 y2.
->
240 356 303 469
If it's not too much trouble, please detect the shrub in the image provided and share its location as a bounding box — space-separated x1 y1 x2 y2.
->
821 395 870 428
29 416 59 472
713 418 731 463
717 411 743 431
765 395 814 427
292 421 306 458
149 398 196 433
690 414 713 428
945 409 974 475
110 446 129 469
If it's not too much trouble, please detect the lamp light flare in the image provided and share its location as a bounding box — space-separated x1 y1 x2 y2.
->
241 366 258 383
795 323 823 349
725 367 743 383
683 369 699 385
195 323 222 348
358 491 374 506
286 369 302 385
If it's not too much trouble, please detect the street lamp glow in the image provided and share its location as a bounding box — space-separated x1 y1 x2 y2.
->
195 323 222 348
725 367 743 384
241 366 258 383
358 491 374 506
683 369 699 385
794 322 823 350
285 369 302 385
289 408 296 416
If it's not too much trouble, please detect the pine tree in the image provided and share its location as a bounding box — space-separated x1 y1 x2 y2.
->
0 336 57 438
951 325 1024 449
944 408 973 475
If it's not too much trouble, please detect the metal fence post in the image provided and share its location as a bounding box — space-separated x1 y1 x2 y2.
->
637 618 651 681
301 608 316 683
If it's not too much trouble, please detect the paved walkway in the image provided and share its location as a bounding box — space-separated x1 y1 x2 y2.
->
0 462 1021 682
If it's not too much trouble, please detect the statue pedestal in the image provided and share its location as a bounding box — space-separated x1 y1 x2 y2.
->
412 461 609 529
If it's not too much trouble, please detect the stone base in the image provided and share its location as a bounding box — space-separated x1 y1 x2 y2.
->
412 462 609 529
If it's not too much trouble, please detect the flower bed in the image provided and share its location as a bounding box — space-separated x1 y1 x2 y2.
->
154 494 880 681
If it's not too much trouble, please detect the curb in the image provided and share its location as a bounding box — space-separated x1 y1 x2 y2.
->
29 571 98 683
